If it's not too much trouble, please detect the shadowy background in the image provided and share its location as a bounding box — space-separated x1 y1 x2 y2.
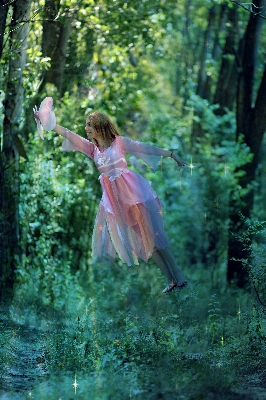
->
0 0 266 398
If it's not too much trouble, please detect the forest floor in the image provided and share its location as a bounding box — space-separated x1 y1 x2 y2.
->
1 267 266 399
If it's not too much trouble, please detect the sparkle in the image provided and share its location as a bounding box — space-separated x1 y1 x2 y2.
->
237 304 241 321
217 361 221 368
221 336 224 345
73 374 79 394
158 209 163 216
28 392 33 398
189 157 194 175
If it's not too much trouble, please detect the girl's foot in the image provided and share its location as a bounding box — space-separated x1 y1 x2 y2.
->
162 280 177 293
162 280 188 294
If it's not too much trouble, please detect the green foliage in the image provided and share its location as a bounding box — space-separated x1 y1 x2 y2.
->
17 126 101 308
3 266 265 399
234 217 266 311
1 1 266 398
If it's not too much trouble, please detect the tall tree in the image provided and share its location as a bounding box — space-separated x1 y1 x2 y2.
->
196 4 218 100
213 4 239 114
0 0 32 299
227 0 266 286
39 0 73 95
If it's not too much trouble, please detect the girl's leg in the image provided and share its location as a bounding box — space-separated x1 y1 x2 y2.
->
152 249 174 284
152 247 187 293
158 247 187 287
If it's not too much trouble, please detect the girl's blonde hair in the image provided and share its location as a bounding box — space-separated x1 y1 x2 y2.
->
87 111 120 146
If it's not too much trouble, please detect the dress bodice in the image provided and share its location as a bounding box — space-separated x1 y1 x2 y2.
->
94 139 130 181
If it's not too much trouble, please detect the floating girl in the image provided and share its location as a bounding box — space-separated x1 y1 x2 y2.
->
33 97 188 293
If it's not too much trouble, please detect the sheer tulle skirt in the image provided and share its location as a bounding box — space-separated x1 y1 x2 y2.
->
92 170 169 266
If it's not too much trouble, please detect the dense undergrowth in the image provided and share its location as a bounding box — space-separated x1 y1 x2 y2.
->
1 249 266 399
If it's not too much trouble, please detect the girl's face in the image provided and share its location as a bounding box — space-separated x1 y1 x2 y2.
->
85 119 98 140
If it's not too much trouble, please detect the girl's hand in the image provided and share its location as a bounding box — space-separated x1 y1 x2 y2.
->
33 107 40 121
33 105 44 139
172 153 186 170
33 97 56 140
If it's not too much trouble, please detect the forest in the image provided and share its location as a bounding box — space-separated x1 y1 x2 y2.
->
0 0 266 398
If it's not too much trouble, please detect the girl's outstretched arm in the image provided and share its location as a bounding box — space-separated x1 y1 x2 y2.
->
32 110 94 158
119 136 186 170
33 101 94 159
53 125 95 158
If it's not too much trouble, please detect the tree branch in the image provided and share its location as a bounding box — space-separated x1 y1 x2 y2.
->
231 0 266 19
0 0 19 8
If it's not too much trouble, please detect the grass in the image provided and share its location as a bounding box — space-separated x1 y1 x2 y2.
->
1 261 266 399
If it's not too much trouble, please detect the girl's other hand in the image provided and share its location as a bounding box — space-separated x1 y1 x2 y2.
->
172 153 186 170
33 106 44 139
33 106 40 121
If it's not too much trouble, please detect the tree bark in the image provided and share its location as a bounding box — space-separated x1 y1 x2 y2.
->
227 0 266 287
39 0 73 95
47 16 72 94
0 0 32 300
192 3 219 139
197 4 218 99
213 4 238 113
203 2 228 102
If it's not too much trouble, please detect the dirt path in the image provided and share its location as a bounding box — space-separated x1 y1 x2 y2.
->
0 308 48 398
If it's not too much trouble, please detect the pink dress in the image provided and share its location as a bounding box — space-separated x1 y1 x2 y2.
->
62 131 170 266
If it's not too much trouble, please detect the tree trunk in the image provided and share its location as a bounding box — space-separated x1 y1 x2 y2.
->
0 0 31 300
203 2 228 102
197 4 218 99
47 16 72 94
191 4 218 139
39 0 72 95
213 4 238 113
227 0 266 287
